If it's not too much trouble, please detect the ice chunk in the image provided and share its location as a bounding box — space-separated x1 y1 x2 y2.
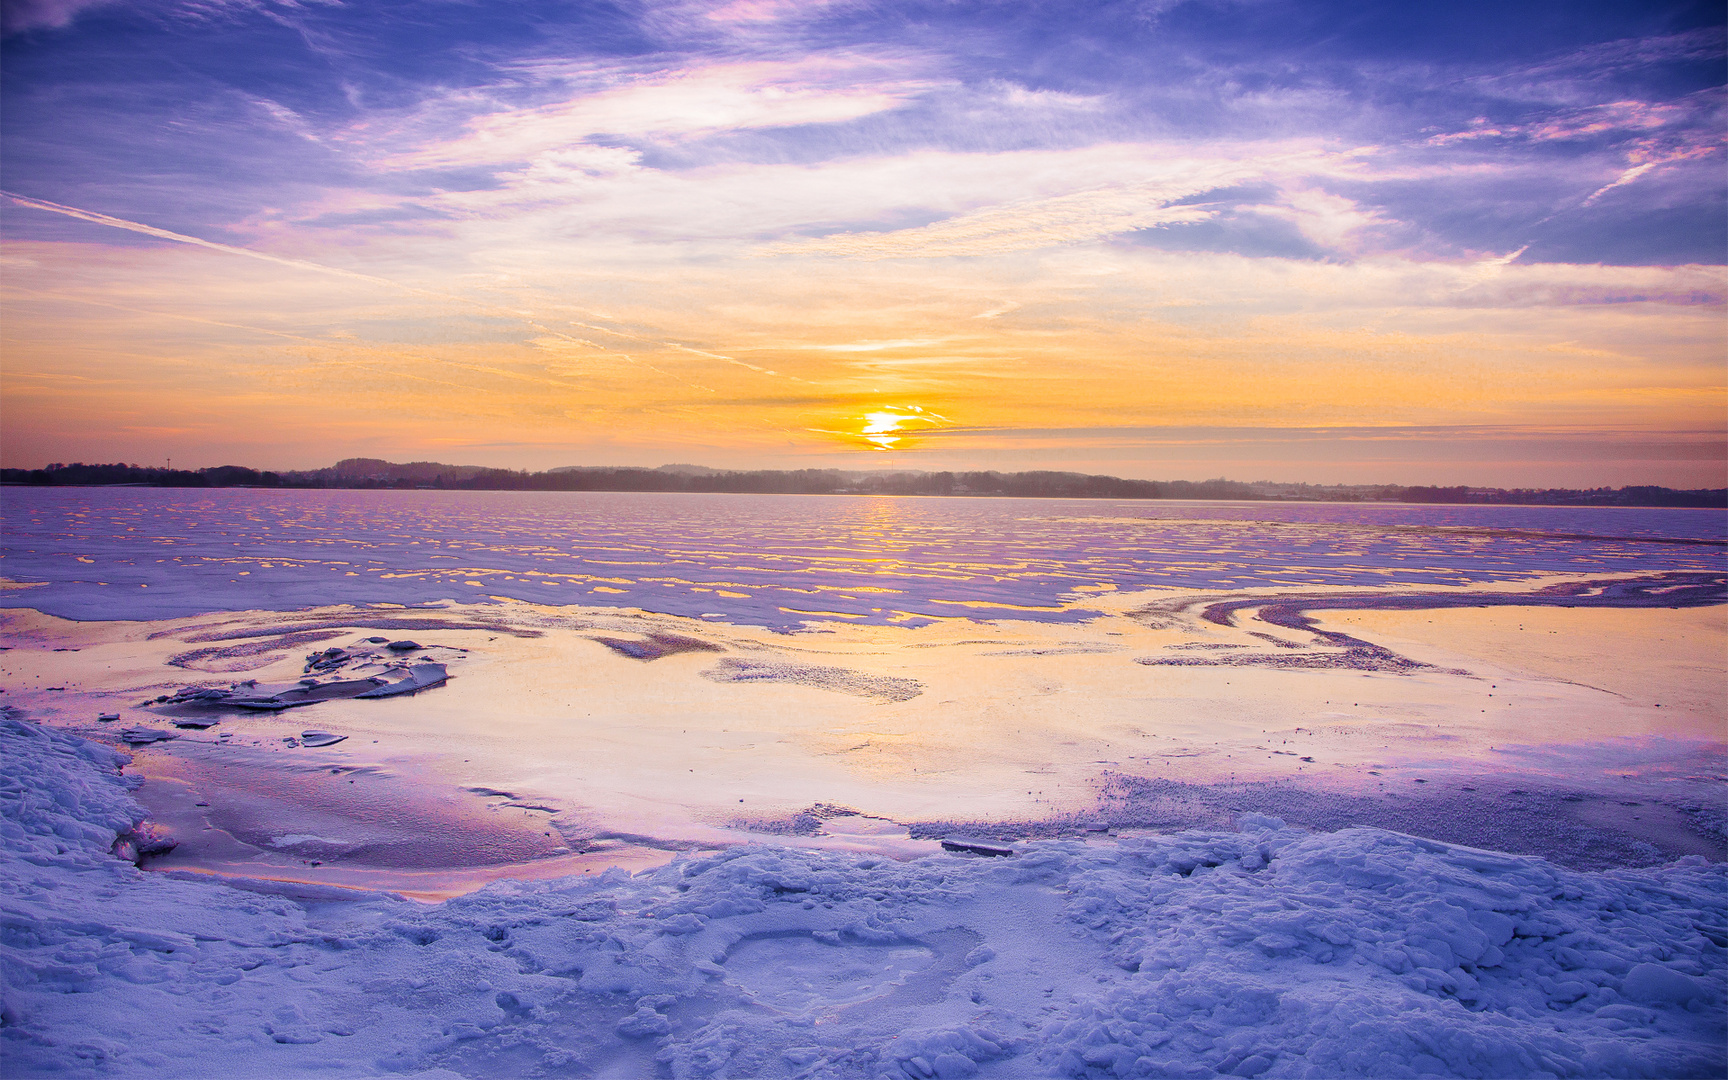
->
299 731 347 748
117 727 176 745
226 670 437 709
1237 812 1285 832
941 837 1015 857
355 663 447 698
1622 962 1705 1005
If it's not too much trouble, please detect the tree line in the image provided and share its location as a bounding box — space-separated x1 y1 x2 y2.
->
3 460 1723 507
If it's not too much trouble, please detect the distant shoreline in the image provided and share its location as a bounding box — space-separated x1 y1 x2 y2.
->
5 459 1725 508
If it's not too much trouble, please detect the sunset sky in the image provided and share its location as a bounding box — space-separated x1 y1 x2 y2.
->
1 0 1723 485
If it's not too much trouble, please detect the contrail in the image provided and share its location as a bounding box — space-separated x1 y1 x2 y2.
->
2 189 795 393
1 190 639 344
2 190 423 294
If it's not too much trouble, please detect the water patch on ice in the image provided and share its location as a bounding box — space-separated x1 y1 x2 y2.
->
268 833 353 851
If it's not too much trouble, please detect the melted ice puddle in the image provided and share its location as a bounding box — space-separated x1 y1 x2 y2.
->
722 933 935 1015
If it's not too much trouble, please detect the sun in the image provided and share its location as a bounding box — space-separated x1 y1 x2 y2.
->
808 405 950 452
861 411 909 449
853 405 947 451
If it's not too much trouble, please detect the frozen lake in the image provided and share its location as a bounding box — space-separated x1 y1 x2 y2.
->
3 487 1724 627
1 489 1724 1078
1 487 1721 884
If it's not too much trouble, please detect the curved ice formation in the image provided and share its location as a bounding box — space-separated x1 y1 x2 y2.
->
1 719 1723 1078
720 932 936 1015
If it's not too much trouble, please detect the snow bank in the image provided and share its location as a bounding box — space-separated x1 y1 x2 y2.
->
2 721 1723 1078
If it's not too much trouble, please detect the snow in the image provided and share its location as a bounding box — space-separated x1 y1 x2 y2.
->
4 719 1724 1078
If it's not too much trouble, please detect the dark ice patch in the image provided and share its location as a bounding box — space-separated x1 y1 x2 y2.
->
701 658 921 702
162 617 541 643
168 630 346 672
593 633 724 661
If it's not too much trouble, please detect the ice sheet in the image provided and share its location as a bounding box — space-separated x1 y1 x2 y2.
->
2 581 1723 899
4 488 1722 629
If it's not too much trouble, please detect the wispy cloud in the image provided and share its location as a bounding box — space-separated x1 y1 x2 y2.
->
389 56 939 170
1 0 114 35
800 338 955 351
762 182 1217 258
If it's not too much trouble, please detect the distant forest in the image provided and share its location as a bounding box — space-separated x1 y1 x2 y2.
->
3 458 1724 508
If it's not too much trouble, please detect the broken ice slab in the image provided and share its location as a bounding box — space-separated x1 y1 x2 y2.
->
385 640 422 651
940 837 1016 857
304 646 356 672
228 677 390 710
172 717 220 729
299 731 347 748
170 687 233 702
355 663 447 698
119 727 177 745
97 712 119 722
175 663 450 712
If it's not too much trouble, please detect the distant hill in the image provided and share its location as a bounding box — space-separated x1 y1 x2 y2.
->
655 463 722 476
329 458 494 484
3 460 1723 508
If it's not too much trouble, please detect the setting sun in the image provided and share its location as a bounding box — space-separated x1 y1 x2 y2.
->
859 406 946 451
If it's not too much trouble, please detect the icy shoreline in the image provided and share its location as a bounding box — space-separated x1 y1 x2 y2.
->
3 719 1724 1078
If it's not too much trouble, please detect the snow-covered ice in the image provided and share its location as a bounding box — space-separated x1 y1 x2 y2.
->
4 718 1723 1079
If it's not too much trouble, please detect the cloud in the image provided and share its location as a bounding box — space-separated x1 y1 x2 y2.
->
1 0 114 34
1253 187 1400 256
1581 162 1660 206
391 57 938 170
1427 94 1720 151
1508 27 1728 85
800 338 953 352
759 182 1219 259
701 0 851 24
2 0 342 35
753 145 1380 259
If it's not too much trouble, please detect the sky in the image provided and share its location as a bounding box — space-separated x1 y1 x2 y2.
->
1 0 1723 486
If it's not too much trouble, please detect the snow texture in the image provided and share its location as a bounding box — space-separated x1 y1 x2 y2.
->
2 720 1724 1078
